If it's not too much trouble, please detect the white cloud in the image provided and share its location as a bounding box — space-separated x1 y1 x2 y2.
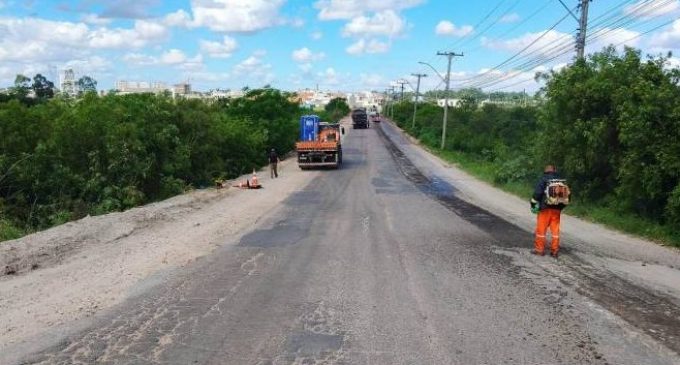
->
190 0 286 32
624 0 680 19
87 20 168 49
342 10 406 38
177 54 204 71
160 49 187 64
63 56 113 74
500 13 520 24
164 9 192 27
292 47 325 62
123 53 158 66
587 27 641 50
0 17 166 67
435 21 473 37
200 36 238 58
667 56 680 68
314 0 424 20
648 19 680 50
346 38 390 55
123 51 204 71
81 13 113 26
233 51 273 84
311 31 323 40
318 67 339 85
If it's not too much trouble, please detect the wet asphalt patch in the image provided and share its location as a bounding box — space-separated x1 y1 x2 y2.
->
375 123 680 356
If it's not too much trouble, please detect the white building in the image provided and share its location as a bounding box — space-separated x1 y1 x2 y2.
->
60 69 78 97
347 91 384 112
115 80 168 94
436 98 462 107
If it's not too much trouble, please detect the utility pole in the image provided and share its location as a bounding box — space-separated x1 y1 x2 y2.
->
411 73 427 129
396 80 407 102
437 51 463 149
576 0 591 60
388 86 396 118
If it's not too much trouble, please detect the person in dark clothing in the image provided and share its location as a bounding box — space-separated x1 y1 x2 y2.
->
530 165 566 258
268 148 280 178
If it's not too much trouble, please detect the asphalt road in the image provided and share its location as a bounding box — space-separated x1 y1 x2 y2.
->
21 122 680 365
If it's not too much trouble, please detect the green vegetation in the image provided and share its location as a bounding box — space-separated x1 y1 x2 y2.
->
318 97 350 123
390 46 680 247
1 83 301 241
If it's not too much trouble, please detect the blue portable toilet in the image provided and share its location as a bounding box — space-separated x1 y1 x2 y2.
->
299 115 320 141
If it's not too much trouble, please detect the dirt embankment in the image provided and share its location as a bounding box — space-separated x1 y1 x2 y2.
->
0 157 316 357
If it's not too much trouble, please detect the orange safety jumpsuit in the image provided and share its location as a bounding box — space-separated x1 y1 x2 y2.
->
532 170 565 256
535 208 561 255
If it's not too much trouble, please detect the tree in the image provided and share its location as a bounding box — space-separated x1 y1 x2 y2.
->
324 97 350 122
538 46 680 222
12 74 31 98
76 76 97 95
31 74 55 99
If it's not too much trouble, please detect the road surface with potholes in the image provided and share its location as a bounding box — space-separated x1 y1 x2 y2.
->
15 120 680 364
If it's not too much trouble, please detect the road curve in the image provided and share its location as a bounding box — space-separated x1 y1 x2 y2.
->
19 122 680 365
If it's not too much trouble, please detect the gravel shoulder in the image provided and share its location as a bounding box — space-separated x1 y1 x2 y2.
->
0 154 318 361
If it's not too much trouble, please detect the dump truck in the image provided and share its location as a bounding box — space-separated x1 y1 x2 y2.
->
296 115 344 169
351 108 369 129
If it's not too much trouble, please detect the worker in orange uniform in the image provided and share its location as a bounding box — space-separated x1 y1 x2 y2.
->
530 165 568 258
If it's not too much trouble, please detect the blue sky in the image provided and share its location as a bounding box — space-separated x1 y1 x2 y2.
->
1 0 679 93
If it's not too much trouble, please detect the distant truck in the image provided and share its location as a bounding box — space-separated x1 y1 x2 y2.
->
296 115 344 169
351 108 369 129
369 111 381 123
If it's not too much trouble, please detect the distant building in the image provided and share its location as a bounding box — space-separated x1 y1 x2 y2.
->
436 99 462 107
60 69 78 97
115 80 168 94
347 91 384 112
172 82 191 96
208 89 244 100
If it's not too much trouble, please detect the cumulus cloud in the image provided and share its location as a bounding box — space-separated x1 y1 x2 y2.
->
311 31 323 40
233 51 273 85
342 10 406 38
292 47 325 62
200 36 238 58
346 38 390 55
314 0 424 20
587 27 641 50
435 21 473 37
190 0 286 32
123 50 204 71
648 19 680 50
624 0 680 20
0 17 168 67
163 9 192 27
160 49 187 64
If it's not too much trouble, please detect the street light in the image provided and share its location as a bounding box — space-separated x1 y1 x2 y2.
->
418 61 445 83
420 51 463 150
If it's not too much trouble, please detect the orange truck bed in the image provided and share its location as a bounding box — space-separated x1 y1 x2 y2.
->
295 141 339 151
